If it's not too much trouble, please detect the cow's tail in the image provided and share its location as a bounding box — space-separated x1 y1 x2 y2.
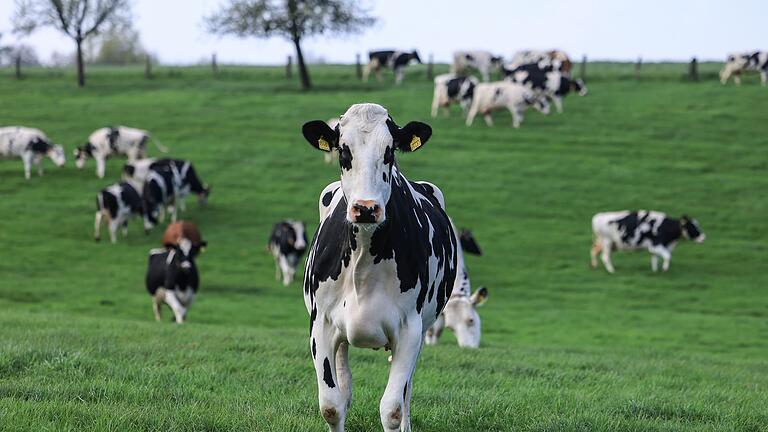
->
149 136 169 153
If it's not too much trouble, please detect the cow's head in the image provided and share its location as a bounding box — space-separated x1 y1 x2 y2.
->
302 103 432 225
198 184 212 206
443 286 489 348
166 238 196 273
571 78 588 96
47 144 66 167
289 220 308 252
680 215 706 243
412 50 422 64
74 142 95 168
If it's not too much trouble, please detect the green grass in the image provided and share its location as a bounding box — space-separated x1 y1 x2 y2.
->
0 63 766 431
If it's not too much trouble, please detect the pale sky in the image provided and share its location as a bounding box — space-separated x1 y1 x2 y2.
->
1 0 766 65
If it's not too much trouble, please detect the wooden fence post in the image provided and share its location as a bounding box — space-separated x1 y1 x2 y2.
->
635 56 642 80
286 55 293 79
356 53 362 80
15 53 22 80
144 55 152 79
427 54 433 80
580 55 587 82
689 57 699 81
212 53 218 76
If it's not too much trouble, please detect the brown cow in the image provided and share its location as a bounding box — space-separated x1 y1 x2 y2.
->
162 221 207 256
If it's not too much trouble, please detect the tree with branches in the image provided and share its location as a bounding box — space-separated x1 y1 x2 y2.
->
206 0 377 90
14 0 131 87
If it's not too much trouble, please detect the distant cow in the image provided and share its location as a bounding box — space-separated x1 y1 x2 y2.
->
451 50 503 82
147 158 211 209
94 180 144 243
364 50 422 84
0 126 65 179
466 81 550 128
75 126 167 178
267 220 307 286
146 239 199 324
162 221 207 257
142 163 179 231
426 228 489 348
431 73 479 118
591 210 706 273
506 63 587 113
507 49 572 74
720 51 768 86
301 103 457 430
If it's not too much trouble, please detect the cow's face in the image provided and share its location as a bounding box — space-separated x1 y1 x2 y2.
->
47 144 66 167
681 216 706 243
302 104 432 225
74 143 94 168
412 51 422 64
572 79 588 96
165 238 195 274
197 184 211 206
290 220 307 252
443 287 488 348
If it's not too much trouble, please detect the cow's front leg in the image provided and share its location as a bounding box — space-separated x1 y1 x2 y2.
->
94 211 104 241
649 245 672 272
311 319 348 432
163 290 186 323
424 314 444 346
483 113 494 127
380 318 422 432
510 108 522 128
734 73 742 86
35 156 44 176
394 68 404 85
279 255 292 286
95 156 106 179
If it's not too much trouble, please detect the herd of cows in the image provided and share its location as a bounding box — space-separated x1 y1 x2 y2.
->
1 47 763 431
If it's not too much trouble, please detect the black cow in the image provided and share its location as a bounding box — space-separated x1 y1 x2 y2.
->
505 62 587 113
94 181 145 243
268 220 307 286
364 50 423 84
146 240 200 323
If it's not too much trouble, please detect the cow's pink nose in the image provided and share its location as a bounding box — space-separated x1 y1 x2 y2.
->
350 200 381 223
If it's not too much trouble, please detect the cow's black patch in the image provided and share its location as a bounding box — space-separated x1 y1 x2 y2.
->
304 197 355 303
384 146 395 166
369 50 395 65
107 127 120 150
323 357 336 388
612 212 640 244
322 191 334 207
446 77 463 99
269 221 307 256
339 144 353 171
511 63 549 90
309 304 317 335
655 218 683 247
28 138 51 154
382 172 387 182
312 338 317 359
403 381 408 399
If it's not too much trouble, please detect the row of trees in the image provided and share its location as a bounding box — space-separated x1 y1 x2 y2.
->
9 0 377 89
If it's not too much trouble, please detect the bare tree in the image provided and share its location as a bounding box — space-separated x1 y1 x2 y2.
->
13 0 131 87
206 0 377 90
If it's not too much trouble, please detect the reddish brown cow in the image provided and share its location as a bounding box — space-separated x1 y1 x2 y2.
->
162 221 207 256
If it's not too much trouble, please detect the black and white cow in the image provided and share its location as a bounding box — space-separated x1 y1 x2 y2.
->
431 73 479 118
506 49 572 74
720 51 768 86
465 81 551 128
142 164 179 232
268 220 308 286
591 210 706 273
146 239 199 324
425 227 489 348
75 126 167 178
0 126 65 179
451 50 503 82
364 50 422 85
505 63 587 113
94 180 145 243
301 103 458 431
124 158 211 211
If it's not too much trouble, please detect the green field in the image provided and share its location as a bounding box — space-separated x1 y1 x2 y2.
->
0 63 766 431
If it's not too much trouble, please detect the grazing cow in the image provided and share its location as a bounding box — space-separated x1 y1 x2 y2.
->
466 81 551 128
323 118 340 164
146 239 199 324
505 63 587 113
507 49 572 73
720 51 768 86
75 126 167 178
94 180 144 243
451 50 503 82
142 164 179 231
364 50 422 85
425 228 489 348
162 221 207 257
431 73 479 118
268 220 308 286
124 158 211 210
0 126 65 179
301 103 458 431
591 210 706 273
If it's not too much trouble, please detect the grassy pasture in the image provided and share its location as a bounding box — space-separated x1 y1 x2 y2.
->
0 62 766 431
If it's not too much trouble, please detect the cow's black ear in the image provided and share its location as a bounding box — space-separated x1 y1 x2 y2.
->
394 121 432 152
302 120 338 152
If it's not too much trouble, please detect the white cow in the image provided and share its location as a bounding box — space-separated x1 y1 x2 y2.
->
507 49 572 74
431 73 479 118
451 50 503 82
75 126 167 178
301 103 458 431
466 81 550 128
0 126 65 179
720 51 768 86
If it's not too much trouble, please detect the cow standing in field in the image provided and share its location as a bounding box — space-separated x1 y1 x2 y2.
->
0 126 66 179
720 51 768 86
268 220 307 286
146 238 200 323
124 158 211 210
364 50 422 85
466 81 551 128
425 228 489 348
75 126 167 178
591 210 706 273
94 180 145 243
451 50 503 82
163 221 207 257
301 103 457 431
505 63 587 113
507 49 572 74
431 73 479 118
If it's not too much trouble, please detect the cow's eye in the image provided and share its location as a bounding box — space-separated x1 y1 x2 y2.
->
466 318 475 326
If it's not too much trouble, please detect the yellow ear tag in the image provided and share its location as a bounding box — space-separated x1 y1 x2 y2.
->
318 137 330 151
409 135 421 151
